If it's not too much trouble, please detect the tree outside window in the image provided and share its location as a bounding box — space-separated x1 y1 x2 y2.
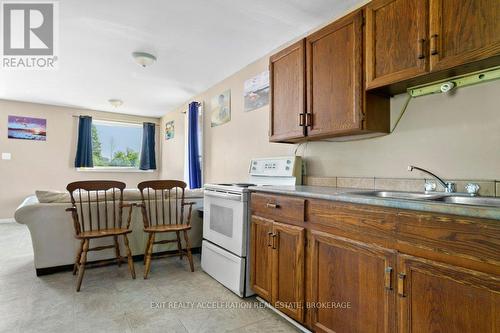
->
91 121 142 168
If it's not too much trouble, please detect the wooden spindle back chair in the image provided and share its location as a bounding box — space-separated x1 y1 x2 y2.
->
66 180 136 291
137 180 195 278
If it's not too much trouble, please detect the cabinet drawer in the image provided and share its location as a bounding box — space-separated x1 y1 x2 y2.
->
251 193 305 223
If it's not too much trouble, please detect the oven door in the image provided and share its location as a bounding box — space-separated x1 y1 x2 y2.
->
203 189 247 257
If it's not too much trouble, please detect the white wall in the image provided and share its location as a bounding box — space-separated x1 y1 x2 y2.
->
160 56 500 184
0 100 160 218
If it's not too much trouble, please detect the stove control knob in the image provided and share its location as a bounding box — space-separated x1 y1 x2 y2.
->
287 160 291 164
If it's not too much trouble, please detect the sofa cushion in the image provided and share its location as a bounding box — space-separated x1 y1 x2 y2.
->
35 188 204 203
35 190 71 203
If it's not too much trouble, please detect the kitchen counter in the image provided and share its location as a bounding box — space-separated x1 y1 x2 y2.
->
249 185 500 221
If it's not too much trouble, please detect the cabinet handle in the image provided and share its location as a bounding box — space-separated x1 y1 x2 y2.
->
266 203 279 209
417 38 425 59
298 113 305 127
430 34 438 55
272 233 278 249
305 113 312 127
267 232 273 247
397 273 406 297
384 266 393 290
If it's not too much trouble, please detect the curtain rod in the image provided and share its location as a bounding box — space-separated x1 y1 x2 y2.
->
72 115 160 127
181 101 203 114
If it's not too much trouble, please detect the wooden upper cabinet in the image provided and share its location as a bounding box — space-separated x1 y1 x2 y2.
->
250 216 273 302
366 0 430 89
429 0 500 71
397 254 500 333
269 40 306 143
306 10 364 138
272 222 305 322
309 230 397 333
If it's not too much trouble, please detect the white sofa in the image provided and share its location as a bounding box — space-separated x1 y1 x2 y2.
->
14 189 203 275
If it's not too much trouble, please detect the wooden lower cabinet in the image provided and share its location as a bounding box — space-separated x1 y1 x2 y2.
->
250 216 273 301
397 254 500 333
250 216 306 322
250 194 500 332
309 230 397 333
272 221 305 322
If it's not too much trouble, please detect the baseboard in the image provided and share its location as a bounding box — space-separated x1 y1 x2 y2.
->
35 247 201 276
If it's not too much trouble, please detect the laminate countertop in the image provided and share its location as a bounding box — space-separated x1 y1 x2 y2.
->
249 185 500 221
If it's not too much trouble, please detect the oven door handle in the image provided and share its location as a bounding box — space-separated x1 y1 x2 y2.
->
204 191 243 201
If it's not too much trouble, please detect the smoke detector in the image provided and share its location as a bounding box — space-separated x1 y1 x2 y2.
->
132 52 157 67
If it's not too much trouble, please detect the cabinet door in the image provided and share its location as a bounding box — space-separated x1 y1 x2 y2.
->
306 10 363 138
269 40 306 142
310 230 397 333
272 222 305 323
398 254 500 333
250 216 273 301
429 0 500 71
366 0 429 88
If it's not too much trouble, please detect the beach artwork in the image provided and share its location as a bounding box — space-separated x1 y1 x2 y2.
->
243 70 269 112
210 89 231 127
8 115 47 141
165 120 175 140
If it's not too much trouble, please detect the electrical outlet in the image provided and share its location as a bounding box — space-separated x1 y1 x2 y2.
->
2 153 11 160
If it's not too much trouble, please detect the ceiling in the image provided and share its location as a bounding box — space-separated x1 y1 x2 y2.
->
0 0 359 117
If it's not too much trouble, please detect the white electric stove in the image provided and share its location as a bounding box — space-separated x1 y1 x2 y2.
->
201 156 303 297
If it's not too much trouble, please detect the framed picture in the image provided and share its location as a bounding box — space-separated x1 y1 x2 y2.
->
243 71 269 112
210 89 231 127
8 115 47 141
165 120 174 140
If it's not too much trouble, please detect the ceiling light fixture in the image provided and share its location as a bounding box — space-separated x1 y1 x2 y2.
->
132 51 157 67
108 99 123 107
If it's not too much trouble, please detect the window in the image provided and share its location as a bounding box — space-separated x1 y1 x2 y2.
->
91 120 142 169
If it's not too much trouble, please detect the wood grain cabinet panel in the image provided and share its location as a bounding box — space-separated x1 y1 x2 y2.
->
397 254 500 333
250 216 273 302
306 10 364 138
269 40 306 142
272 222 305 322
365 0 430 89
429 0 500 71
309 230 397 333
251 193 305 224
252 194 500 332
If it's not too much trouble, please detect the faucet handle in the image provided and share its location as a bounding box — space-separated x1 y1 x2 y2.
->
465 183 480 196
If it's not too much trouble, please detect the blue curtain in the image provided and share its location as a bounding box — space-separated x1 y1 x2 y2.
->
74 116 93 168
187 102 201 188
140 122 156 170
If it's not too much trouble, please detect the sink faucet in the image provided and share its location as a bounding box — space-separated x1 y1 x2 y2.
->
407 165 456 193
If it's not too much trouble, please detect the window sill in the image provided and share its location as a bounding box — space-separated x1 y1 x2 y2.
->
76 167 155 173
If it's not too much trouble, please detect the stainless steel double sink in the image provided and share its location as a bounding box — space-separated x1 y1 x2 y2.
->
352 191 500 208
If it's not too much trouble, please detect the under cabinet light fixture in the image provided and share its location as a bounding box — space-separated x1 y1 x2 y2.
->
408 66 500 97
